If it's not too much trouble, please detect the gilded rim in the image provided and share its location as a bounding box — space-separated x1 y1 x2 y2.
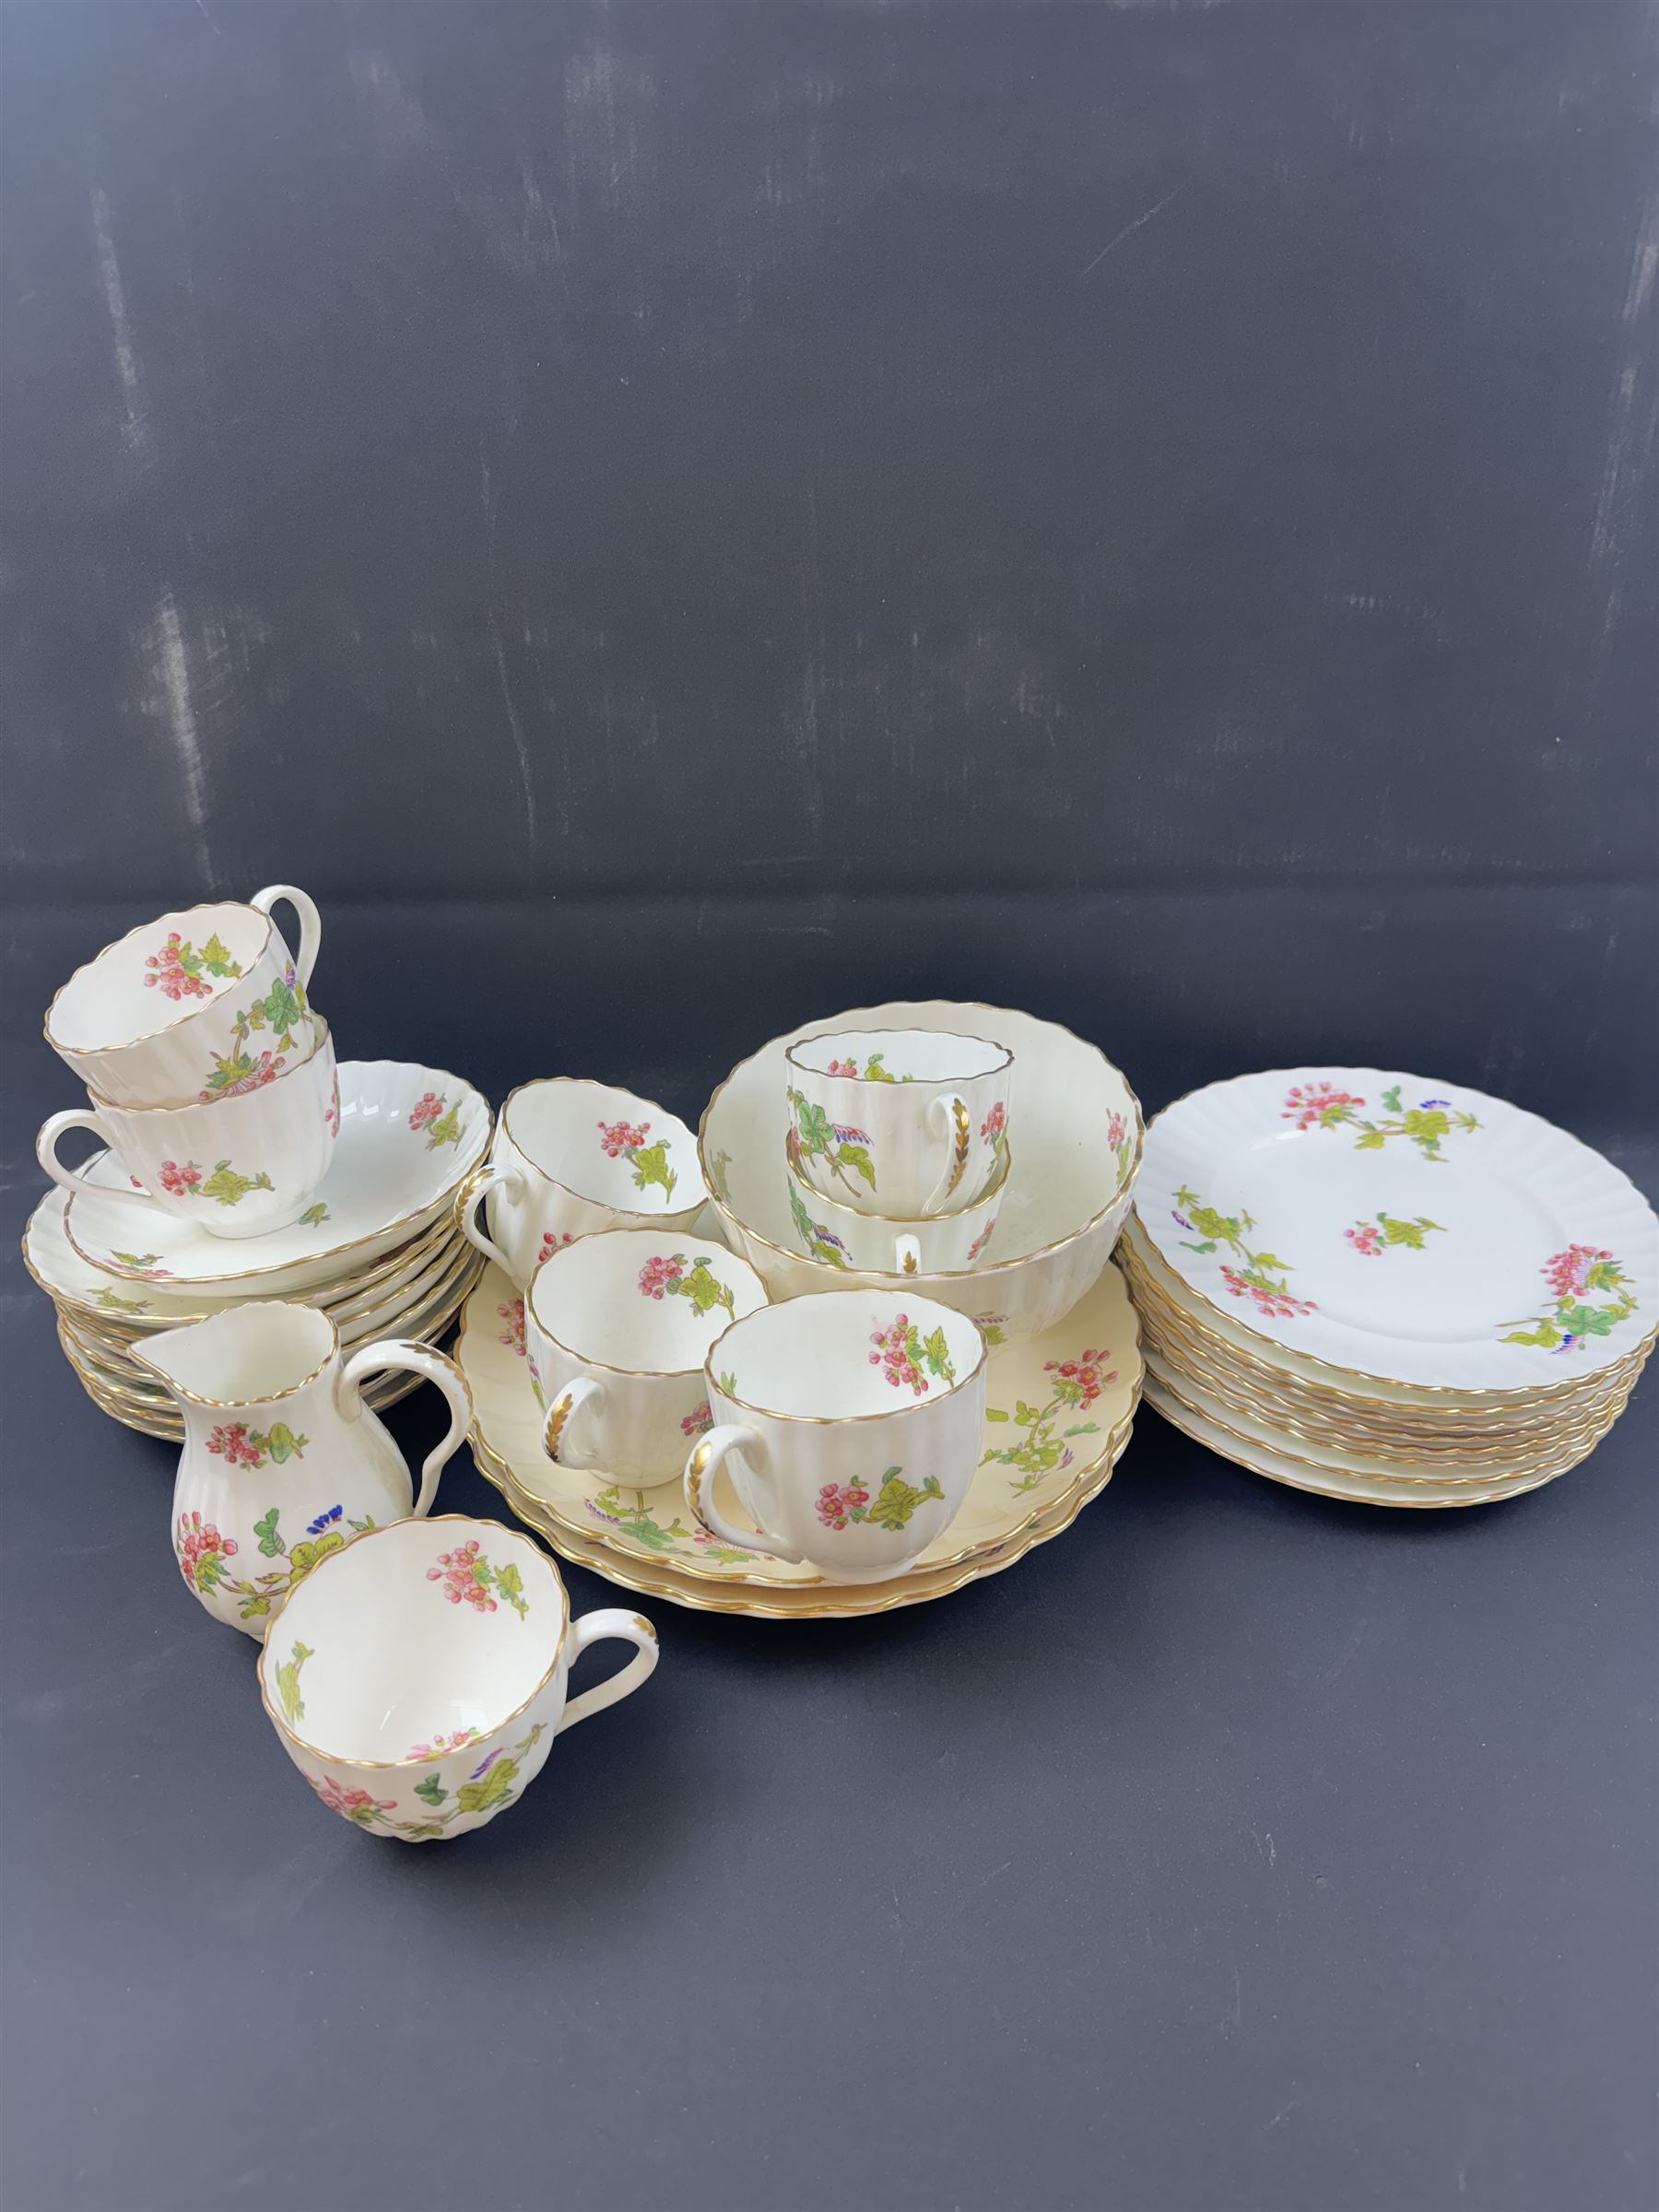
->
785 1135 1011 1230
256 1514 572 1769
699 998 1146 1282
128 1303 340 1406
1125 1256 1644 1458
498 1078 708 1222
1130 1068 1659 1400
43 900 285 1060
57 1318 433 1422
1144 1356 1632 1487
474 1422 1127 1618
703 1288 991 1429
1145 1383 1588 1512
455 1263 1142 1588
62 1061 491 1289
526 1225 769 1382
785 1026 1015 1084
1123 1206 1657 1413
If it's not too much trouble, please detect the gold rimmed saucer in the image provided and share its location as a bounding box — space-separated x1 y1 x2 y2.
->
457 1258 1141 1590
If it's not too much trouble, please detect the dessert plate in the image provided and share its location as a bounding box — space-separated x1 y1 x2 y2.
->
702 1001 1141 1339
1135 1070 1657 1394
476 1408 1129 1618
1144 1376 1614 1510
62 1061 489 1294
457 1257 1140 1586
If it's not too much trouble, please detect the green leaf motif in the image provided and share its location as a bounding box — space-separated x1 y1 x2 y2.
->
254 1507 285 1559
276 1641 312 1724
263 1422 307 1464
627 1141 677 1202
671 1258 735 1319
198 1159 276 1207
862 1469 945 1532
490 1561 528 1618
425 1105 462 1150
413 1773 448 1807
198 933 242 979
456 1755 519 1815
298 1203 329 1227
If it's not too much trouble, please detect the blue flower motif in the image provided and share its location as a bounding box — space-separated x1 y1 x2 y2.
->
305 1504 344 1537
1418 1097 1453 1109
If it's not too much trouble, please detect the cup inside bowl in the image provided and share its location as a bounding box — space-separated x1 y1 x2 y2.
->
713 1291 984 1419
788 1028 1012 1086
503 1079 701 1214
258 1518 565 1763
530 1229 765 1375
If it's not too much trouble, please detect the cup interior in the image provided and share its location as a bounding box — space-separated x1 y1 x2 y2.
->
48 903 276 1053
789 1029 1010 1087
135 1300 335 1402
504 1080 700 1213
530 1229 766 1373
259 1519 565 1762
715 1291 983 1418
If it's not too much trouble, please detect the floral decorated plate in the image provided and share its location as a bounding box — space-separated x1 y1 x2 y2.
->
1144 1376 1613 1510
1135 1070 1657 1395
457 1258 1139 1586
62 1062 489 1294
475 1413 1129 1618
701 1000 1141 1340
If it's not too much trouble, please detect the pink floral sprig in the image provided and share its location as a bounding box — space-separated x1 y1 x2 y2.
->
497 1298 526 1356
1044 1349 1114 1410
1107 1112 1126 1150
869 1314 927 1395
1543 1244 1612 1300
1345 1222 1384 1257
598 1119 651 1159
408 1091 445 1133
312 1775 396 1824
427 1538 495 1612
1221 1265 1315 1319
816 1478 870 1531
206 1422 264 1467
144 932 213 1003
681 1401 713 1439
176 1511 238 1594
980 1101 1006 1147
159 1159 203 1197
638 1253 686 1300
1282 1081 1365 1132
407 1729 477 1761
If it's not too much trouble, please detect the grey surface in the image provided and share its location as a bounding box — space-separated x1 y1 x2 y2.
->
3 2 1657 2206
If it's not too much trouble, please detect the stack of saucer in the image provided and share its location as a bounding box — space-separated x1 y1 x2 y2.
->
29 888 491 1440
1122 1068 1656 1507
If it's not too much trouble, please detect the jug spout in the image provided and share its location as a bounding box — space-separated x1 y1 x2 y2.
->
131 1301 338 1411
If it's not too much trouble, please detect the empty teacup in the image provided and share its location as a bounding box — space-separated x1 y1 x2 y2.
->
458 1078 707 1288
785 1028 1013 1218
528 1229 770 1486
36 1025 339 1239
682 1290 987 1582
45 885 323 1109
257 1515 658 1841
785 1140 1007 1276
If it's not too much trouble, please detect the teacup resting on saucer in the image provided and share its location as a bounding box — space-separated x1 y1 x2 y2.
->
37 1025 339 1241
257 1514 658 1842
784 1028 1013 1218
528 1229 770 1487
682 1290 988 1582
458 1078 707 1288
785 1140 1007 1276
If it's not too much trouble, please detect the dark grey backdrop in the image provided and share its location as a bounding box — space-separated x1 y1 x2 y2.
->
2 6 1654 2210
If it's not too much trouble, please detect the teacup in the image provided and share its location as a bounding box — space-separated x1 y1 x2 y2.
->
457 1078 707 1288
784 1028 1013 1218
682 1290 987 1582
785 1143 1007 1276
527 1229 770 1486
36 1025 339 1240
44 886 324 1109
257 1514 658 1842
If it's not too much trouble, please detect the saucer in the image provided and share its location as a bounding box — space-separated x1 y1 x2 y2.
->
63 1061 489 1294
477 1411 1129 1618
456 1256 1140 1587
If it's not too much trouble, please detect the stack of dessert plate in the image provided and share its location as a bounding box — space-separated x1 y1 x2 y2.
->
24 1060 491 1441
458 1256 1141 1618
1122 1067 1656 1507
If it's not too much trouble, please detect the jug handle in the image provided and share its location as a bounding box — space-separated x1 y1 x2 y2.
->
453 1163 519 1276
251 884 322 990
338 1339 473 1518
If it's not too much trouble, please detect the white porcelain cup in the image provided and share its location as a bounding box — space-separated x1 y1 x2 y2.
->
682 1290 988 1582
784 1141 1009 1276
257 1515 658 1842
44 886 324 1109
784 1028 1013 1218
527 1228 770 1487
36 1026 339 1240
457 1078 708 1288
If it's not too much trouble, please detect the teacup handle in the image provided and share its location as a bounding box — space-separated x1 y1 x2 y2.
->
683 1424 806 1566
251 883 322 990
556 1609 659 1734
337 1338 473 1517
454 1162 521 1276
543 1377 604 1465
924 1095 973 1214
37 1109 163 1210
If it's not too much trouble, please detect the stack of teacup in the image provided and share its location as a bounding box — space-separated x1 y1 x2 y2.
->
29 886 488 1435
782 1027 1012 1275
